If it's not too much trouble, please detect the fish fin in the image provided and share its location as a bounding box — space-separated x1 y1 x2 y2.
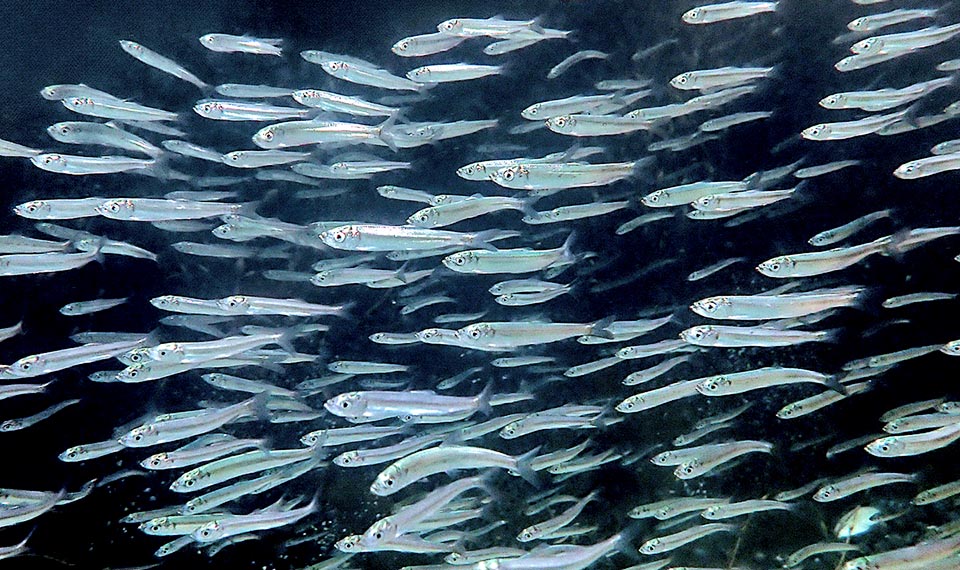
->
588 315 616 339
628 156 655 178
557 232 578 265
394 261 409 284
246 392 273 421
476 381 494 416
376 115 399 152
514 446 543 488
825 374 848 395
471 229 511 250
237 201 261 218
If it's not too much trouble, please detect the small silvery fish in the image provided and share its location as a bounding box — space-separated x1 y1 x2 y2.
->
199 33 282 55
119 40 208 89
682 1 779 24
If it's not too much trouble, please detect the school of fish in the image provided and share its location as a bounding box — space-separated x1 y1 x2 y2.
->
0 1 959 569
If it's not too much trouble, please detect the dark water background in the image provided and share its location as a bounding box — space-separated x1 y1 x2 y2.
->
0 0 957 569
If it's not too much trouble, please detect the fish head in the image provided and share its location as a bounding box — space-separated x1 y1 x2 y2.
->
499 420 523 439
437 19 462 34
370 464 405 496
407 207 438 227
361 519 399 547
30 153 67 172
690 296 730 317
702 505 723 519
324 392 365 417
756 256 794 277
521 103 542 120
640 190 666 207
117 363 150 383
693 195 718 210
674 459 701 479
650 452 674 466
193 100 224 118
496 293 516 305
0 420 17 432
301 430 325 446
199 33 219 47
13 200 52 219
121 425 157 447
864 437 904 457
669 72 693 89
893 161 923 180
813 485 839 502
217 295 250 313
696 374 731 396
653 505 675 519
852 37 882 55
391 37 414 55
121 347 152 365
406 66 430 81
222 151 245 165
141 453 170 470
489 165 525 186
818 94 845 109
334 450 362 467
193 521 224 543
615 395 642 413
10 355 41 376
800 124 831 141
47 122 76 141
545 115 576 133
681 7 704 23
458 323 491 344
59 445 86 462
253 124 286 148
172 470 205 492
808 232 834 246
181 498 204 514
149 343 183 363
679 325 716 345
777 403 803 419
150 295 182 310
442 251 478 272
319 60 349 76
319 225 361 250
847 17 867 32
335 535 362 553
517 525 540 542
98 198 135 220
457 162 485 180
118 40 143 56
639 538 661 554
940 401 960 412
941 341 960 356
140 518 169 535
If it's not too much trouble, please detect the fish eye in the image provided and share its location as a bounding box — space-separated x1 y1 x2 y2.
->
503 170 515 181
702 300 717 312
385 479 394 486
554 117 566 127
340 401 350 408
676 75 687 84
468 329 480 339
60 126 70 135
333 231 346 242
454 256 466 265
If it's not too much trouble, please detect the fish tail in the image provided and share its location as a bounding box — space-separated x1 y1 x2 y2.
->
514 446 543 487
824 374 848 396
589 315 616 340
476 381 494 416
247 392 273 422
